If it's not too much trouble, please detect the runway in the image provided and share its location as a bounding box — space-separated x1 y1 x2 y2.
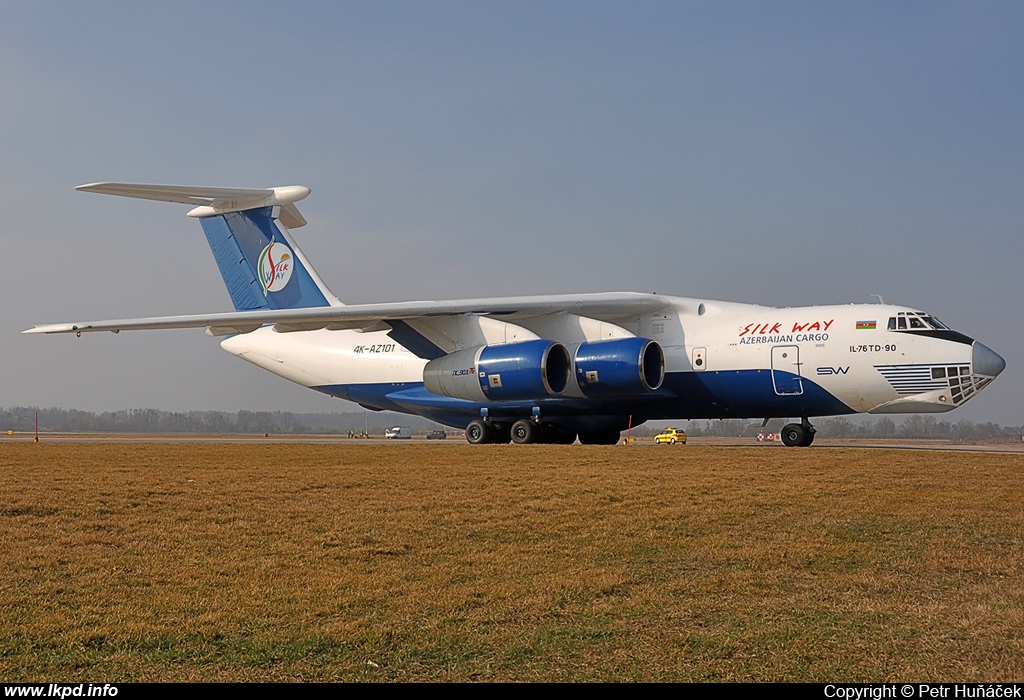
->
7 432 1024 453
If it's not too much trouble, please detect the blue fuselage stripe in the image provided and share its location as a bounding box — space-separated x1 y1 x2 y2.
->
313 369 855 428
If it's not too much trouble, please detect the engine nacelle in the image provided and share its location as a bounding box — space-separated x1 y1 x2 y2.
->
423 339 572 402
573 337 665 398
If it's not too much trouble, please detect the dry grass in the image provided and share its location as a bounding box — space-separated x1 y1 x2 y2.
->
1 442 1022 682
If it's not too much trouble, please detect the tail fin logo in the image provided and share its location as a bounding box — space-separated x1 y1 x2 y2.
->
257 241 294 295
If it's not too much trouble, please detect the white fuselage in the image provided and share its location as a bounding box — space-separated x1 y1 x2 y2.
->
219 297 990 423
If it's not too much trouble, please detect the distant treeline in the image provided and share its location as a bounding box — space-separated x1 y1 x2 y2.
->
633 416 1024 442
1 407 438 435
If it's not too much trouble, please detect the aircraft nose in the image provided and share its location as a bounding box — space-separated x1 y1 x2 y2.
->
972 341 1006 378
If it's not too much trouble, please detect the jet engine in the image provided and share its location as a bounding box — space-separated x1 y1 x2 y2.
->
423 339 572 402
572 337 665 398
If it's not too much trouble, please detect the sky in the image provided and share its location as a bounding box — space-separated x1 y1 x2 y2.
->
2 1 1022 424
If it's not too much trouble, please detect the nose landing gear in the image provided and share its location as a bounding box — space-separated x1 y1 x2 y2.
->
780 418 816 447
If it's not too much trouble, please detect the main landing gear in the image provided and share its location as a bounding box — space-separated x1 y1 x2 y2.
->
780 418 816 447
466 419 509 444
465 418 596 445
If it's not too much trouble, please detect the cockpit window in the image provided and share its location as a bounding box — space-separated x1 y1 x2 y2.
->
885 311 973 345
888 312 948 332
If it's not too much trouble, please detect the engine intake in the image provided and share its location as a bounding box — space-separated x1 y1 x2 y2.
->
423 340 571 402
573 338 665 398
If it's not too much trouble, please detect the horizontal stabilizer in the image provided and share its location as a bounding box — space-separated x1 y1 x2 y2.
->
75 182 311 228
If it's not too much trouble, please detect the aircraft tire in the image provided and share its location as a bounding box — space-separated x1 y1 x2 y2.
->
466 420 492 445
781 423 806 447
511 419 537 445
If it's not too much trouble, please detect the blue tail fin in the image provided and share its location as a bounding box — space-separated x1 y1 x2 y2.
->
74 182 340 311
199 207 334 311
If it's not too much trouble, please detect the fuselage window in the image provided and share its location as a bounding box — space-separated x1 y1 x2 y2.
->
888 317 897 330
897 316 907 330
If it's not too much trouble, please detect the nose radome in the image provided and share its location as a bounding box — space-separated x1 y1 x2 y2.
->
973 342 1006 378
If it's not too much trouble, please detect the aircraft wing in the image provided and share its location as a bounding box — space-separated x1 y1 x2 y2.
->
24 292 672 337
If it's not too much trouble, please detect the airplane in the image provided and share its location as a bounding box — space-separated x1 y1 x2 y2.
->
24 182 1006 446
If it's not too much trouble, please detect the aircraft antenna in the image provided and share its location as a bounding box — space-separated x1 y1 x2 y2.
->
870 294 886 305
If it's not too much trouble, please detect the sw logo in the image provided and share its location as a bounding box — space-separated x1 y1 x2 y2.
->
257 241 294 295
817 366 850 375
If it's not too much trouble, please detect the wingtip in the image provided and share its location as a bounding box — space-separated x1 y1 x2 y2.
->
22 324 75 335
75 182 109 192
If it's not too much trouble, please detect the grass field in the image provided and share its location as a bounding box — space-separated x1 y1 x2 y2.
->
1 441 1022 682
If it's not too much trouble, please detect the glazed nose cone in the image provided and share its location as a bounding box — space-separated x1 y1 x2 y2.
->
972 342 1006 378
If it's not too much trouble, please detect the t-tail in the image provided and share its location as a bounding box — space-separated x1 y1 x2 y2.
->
75 182 341 311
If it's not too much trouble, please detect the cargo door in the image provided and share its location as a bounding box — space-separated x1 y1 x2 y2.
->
771 345 803 395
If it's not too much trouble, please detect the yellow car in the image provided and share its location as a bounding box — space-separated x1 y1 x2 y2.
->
654 428 687 445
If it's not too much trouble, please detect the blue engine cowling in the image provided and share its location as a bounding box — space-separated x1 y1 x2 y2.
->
573 338 665 398
423 339 572 402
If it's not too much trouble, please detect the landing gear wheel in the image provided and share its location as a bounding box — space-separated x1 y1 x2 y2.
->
781 423 807 447
797 419 816 447
466 420 493 445
511 419 538 445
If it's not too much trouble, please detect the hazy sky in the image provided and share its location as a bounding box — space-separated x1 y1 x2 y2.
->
3 1 1022 423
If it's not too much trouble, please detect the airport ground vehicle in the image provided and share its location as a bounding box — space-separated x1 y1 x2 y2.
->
26 183 1006 447
654 428 686 445
385 426 412 440
426 430 447 440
